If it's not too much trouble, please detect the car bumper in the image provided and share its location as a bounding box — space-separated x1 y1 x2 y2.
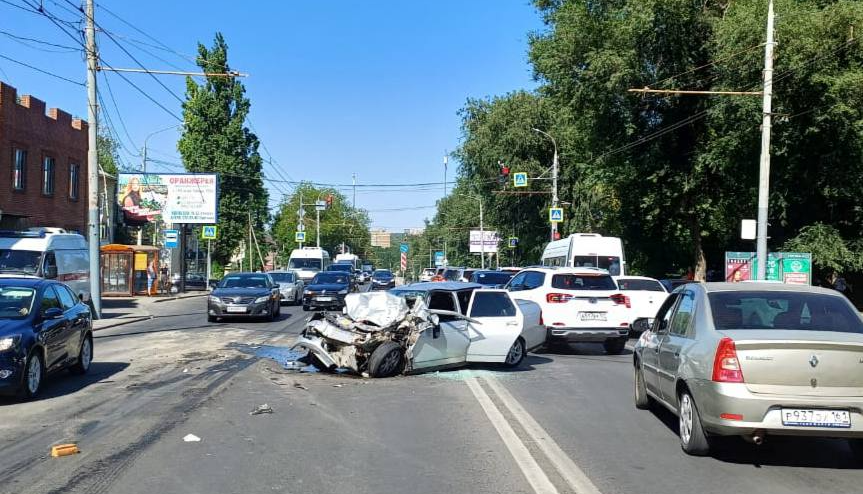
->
279 289 298 302
0 353 24 394
302 295 347 308
546 326 629 342
370 282 395 290
691 380 863 438
208 301 272 317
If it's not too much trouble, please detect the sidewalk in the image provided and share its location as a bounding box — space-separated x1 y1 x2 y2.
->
93 291 208 331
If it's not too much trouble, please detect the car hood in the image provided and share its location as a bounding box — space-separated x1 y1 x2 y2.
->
277 282 298 288
306 283 349 292
0 318 29 335
212 287 271 297
372 277 394 282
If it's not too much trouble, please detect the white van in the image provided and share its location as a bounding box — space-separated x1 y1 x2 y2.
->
0 228 91 302
334 253 361 270
287 247 331 282
540 233 626 276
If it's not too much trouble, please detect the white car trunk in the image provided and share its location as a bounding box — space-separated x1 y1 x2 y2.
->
543 291 628 328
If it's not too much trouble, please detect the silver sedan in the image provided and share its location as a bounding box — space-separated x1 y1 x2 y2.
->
633 282 863 458
268 271 304 305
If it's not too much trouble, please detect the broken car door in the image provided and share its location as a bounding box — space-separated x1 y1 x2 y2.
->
412 290 470 369
465 290 521 362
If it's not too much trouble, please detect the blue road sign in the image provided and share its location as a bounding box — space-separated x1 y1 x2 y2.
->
295 231 306 243
400 243 409 254
549 207 564 223
508 237 519 248
434 251 445 266
513 172 528 188
202 225 217 240
164 229 179 249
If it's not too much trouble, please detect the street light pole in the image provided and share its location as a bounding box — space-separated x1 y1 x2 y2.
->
755 0 776 280
533 128 559 241
142 124 179 173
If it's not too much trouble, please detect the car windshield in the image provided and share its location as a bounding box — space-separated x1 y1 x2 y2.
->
289 258 322 270
327 264 352 272
0 286 35 319
571 256 621 276
472 272 514 285
551 274 617 290
390 289 427 307
709 291 863 333
219 275 269 288
312 273 348 284
616 278 664 291
269 272 295 283
0 249 41 275
373 270 392 278
442 269 462 281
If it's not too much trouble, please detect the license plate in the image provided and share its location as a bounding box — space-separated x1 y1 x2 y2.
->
226 305 247 313
579 312 607 321
317 296 334 302
781 408 851 428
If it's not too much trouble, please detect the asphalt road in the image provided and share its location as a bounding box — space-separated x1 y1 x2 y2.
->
2 288 863 494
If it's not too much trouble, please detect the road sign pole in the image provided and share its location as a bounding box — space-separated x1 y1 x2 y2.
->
206 239 211 289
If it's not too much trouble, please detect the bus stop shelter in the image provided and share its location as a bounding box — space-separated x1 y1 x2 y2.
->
100 244 160 296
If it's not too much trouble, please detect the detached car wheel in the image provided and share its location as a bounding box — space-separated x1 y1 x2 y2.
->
678 389 711 456
367 341 404 378
70 335 93 375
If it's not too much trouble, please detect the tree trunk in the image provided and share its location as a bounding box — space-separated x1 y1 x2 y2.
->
692 219 707 282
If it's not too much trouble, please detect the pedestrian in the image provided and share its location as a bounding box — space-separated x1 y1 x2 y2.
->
146 258 156 297
831 271 850 297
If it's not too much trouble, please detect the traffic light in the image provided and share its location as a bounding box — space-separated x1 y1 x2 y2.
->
325 194 334 208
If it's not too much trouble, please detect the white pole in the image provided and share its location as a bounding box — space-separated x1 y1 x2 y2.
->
316 208 321 248
479 198 485 270
206 239 211 288
755 0 775 280
85 0 101 317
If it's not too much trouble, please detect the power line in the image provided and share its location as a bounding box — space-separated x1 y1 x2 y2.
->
0 28 80 52
96 1 199 65
0 52 83 85
99 70 140 154
100 60 182 121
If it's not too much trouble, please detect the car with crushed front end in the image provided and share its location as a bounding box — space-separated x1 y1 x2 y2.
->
302 272 352 311
0 276 93 399
634 282 863 459
207 272 281 322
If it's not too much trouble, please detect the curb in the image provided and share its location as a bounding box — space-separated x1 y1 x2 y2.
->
152 292 209 303
93 315 153 331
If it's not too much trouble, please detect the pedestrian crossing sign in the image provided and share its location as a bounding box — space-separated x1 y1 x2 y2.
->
202 225 218 240
295 231 306 243
549 207 564 223
513 172 528 188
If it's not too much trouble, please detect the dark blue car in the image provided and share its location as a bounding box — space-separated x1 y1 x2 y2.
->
470 270 515 288
0 277 93 399
370 269 395 290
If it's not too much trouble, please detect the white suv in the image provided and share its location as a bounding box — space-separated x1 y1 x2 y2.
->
506 267 631 354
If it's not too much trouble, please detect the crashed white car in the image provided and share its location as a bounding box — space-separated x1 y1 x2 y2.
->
293 282 546 378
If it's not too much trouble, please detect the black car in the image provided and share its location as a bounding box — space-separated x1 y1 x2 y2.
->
470 270 515 288
302 272 351 311
171 272 208 291
0 277 93 399
370 269 395 290
326 263 358 290
207 273 281 322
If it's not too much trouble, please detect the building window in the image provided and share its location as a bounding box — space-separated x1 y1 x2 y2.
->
42 156 55 195
13 149 26 190
69 163 80 200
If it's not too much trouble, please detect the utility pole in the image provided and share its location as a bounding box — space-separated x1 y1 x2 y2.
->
85 0 101 317
479 198 485 270
248 207 253 271
533 128 559 241
316 207 321 248
755 0 776 281
298 191 305 249
352 173 357 208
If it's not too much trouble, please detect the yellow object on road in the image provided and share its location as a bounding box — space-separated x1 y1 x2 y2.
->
50 444 80 457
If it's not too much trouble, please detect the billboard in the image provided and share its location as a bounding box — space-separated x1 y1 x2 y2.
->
725 252 812 285
469 230 500 254
118 173 218 225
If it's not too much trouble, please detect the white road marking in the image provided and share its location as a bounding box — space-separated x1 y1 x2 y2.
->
465 377 559 494
484 376 602 494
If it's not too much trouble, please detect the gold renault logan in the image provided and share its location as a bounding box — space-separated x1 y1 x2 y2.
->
634 282 863 457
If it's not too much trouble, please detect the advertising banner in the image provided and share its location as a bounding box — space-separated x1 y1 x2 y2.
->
469 230 500 253
724 252 812 285
118 173 219 225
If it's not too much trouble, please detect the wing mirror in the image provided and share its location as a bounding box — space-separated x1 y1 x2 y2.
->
43 307 63 319
44 265 58 279
429 314 440 325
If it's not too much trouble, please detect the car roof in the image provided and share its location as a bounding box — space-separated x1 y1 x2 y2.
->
701 282 838 294
0 276 48 287
523 266 612 275
396 281 483 292
613 275 661 281
224 272 269 276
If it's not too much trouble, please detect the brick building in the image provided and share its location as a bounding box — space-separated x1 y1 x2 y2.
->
0 81 88 233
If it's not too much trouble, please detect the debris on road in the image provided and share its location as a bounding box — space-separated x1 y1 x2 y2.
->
293 383 308 390
332 384 343 388
51 444 80 457
292 292 435 377
250 403 274 415
183 434 202 442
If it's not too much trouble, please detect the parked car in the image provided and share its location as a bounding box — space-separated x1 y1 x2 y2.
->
660 278 691 292
207 272 281 322
0 276 93 399
293 285 545 377
614 276 669 335
172 272 207 291
302 272 352 311
470 270 515 288
268 271 304 305
506 267 631 354
370 269 396 290
634 282 863 458
419 268 436 282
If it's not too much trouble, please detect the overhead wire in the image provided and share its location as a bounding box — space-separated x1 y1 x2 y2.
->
0 52 84 85
0 28 80 52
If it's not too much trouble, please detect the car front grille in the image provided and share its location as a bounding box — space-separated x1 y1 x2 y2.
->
221 296 256 304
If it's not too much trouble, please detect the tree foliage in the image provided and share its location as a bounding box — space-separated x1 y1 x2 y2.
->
178 33 268 266
96 129 120 176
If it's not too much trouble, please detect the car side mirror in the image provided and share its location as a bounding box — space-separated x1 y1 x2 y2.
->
44 265 58 279
433 325 441 339
43 307 63 319
429 314 440 325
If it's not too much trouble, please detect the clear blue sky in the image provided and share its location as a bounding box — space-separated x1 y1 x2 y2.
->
0 0 542 232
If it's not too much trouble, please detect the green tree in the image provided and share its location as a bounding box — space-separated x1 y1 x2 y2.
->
178 33 268 266
97 129 120 175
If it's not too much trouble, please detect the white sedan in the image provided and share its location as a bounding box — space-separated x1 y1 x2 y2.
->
613 276 669 334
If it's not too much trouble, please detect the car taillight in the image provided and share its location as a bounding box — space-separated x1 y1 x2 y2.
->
546 293 573 303
539 311 543 326
610 293 631 308
712 337 744 383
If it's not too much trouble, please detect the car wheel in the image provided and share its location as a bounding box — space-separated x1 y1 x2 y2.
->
634 362 651 409
267 304 276 321
21 350 43 400
678 389 711 456
503 338 525 368
70 335 93 375
302 305 310 311
603 337 627 355
367 341 404 378
275 302 281 317
207 315 218 323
